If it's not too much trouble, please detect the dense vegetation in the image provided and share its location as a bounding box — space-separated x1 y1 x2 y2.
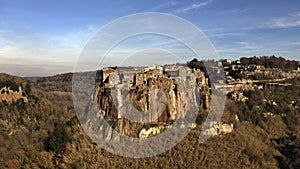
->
239 56 299 71
34 70 103 93
224 78 300 168
45 123 71 154
0 58 299 168
0 74 75 168
0 79 20 92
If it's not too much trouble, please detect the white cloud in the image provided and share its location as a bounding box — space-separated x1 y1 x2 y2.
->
215 39 300 61
235 41 262 50
270 12 300 28
149 1 179 12
271 19 300 28
0 29 12 34
173 0 213 13
286 41 300 46
0 25 97 76
218 8 250 15
217 32 245 37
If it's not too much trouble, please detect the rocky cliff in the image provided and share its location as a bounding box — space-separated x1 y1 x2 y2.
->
94 65 210 137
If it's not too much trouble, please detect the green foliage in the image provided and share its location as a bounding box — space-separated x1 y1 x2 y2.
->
106 120 117 128
35 73 73 92
24 82 31 95
231 78 300 126
187 58 209 77
13 99 26 111
273 135 300 168
137 92 143 101
142 123 158 130
283 110 299 130
239 55 299 71
244 90 264 108
45 123 70 154
0 79 19 92
69 161 81 169
66 116 79 127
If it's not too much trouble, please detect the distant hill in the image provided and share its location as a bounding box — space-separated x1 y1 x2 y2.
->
34 72 73 92
238 56 300 71
33 71 103 93
24 76 42 82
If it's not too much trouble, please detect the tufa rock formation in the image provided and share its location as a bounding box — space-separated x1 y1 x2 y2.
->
94 65 210 137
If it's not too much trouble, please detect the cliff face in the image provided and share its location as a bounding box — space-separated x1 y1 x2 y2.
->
95 65 209 137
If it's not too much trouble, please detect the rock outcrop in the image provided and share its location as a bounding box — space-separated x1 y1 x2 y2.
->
94 65 210 137
0 86 28 103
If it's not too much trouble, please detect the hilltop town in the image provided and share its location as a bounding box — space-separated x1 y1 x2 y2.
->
0 56 299 168
90 56 300 139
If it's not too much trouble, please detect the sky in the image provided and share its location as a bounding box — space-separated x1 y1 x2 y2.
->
0 0 300 76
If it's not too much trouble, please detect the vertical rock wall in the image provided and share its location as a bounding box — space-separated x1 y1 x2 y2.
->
95 66 209 136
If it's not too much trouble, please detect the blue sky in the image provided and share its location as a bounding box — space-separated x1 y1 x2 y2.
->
0 0 300 76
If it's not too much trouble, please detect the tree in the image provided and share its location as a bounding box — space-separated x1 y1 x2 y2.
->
45 123 70 154
25 82 31 95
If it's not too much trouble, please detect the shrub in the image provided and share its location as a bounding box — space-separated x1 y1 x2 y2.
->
0 79 19 92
